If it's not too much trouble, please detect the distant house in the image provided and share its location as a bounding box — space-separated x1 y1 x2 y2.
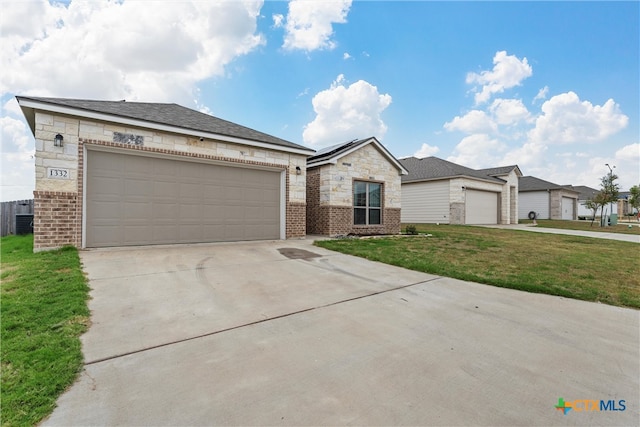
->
518 176 579 220
573 185 601 219
306 137 408 236
399 157 521 225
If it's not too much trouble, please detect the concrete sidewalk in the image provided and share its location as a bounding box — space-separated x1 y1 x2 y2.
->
43 239 639 426
482 224 640 243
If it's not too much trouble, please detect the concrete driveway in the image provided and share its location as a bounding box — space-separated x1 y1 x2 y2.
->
44 239 638 426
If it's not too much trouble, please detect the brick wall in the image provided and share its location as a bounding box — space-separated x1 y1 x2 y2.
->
33 191 80 251
306 168 321 234
286 203 306 238
316 206 401 236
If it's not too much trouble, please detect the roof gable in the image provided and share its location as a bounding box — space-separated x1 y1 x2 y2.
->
307 137 408 175
16 96 314 155
477 165 523 178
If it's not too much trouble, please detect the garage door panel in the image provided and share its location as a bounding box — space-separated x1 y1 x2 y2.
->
86 151 281 247
465 190 498 224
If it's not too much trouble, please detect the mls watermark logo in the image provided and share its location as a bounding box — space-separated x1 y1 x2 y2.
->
555 397 626 415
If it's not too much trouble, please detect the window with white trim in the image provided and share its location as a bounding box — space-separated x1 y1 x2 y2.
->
353 181 382 225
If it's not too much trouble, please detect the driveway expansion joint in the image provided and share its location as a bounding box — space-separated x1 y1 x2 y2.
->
84 276 442 366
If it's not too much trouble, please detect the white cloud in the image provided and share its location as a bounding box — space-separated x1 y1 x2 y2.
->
414 143 440 158
447 134 506 169
500 141 547 169
0 0 267 201
466 51 532 104
444 110 497 134
489 98 531 126
1 113 35 201
303 75 392 147
528 92 629 144
282 0 352 51
615 143 640 162
533 86 549 103
272 13 284 28
343 52 351 60
1 0 265 103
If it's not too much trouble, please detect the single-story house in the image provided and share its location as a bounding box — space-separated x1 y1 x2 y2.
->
573 185 602 219
17 96 315 251
399 156 522 225
306 137 408 236
518 176 579 220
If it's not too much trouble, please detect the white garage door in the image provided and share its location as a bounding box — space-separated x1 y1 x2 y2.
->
465 189 499 224
86 150 281 247
562 197 574 220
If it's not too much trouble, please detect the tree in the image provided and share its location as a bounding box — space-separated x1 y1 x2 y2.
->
630 185 640 220
585 191 608 227
598 172 620 226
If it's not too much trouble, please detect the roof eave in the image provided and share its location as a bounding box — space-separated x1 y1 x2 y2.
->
16 97 315 156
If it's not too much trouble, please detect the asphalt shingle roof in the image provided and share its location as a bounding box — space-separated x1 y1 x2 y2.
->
518 176 579 194
399 156 507 184
17 96 311 152
571 185 599 200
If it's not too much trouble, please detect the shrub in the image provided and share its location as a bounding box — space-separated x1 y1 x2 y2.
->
405 224 418 235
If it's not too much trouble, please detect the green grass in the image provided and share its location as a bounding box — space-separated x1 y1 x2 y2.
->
1 235 90 427
315 225 640 309
522 219 640 235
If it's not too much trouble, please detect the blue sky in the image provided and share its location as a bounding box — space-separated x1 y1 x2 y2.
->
1 0 638 201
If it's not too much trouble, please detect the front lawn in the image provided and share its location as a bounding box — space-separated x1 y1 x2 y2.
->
522 219 640 235
1 235 90 426
315 225 639 309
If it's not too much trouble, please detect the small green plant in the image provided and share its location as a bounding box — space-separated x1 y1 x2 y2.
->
405 224 418 235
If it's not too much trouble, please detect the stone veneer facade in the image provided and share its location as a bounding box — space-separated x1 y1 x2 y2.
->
306 143 402 236
32 111 308 251
447 168 520 225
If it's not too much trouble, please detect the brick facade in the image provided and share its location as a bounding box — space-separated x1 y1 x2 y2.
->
305 168 321 234
33 191 81 251
306 143 403 236
286 203 306 238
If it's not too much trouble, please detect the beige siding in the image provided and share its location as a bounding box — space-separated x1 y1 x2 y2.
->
401 180 450 223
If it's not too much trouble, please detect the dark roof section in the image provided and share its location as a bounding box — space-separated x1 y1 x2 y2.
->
399 156 507 184
307 138 364 163
16 96 312 152
477 165 522 177
571 185 599 200
519 176 579 194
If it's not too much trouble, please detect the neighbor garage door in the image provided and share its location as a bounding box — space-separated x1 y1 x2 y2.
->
465 189 499 224
86 150 281 247
561 197 574 220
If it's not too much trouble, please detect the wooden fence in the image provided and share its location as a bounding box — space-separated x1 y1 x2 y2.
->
1 199 34 237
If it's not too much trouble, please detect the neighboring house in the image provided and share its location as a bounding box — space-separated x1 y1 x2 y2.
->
574 186 633 218
306 137 408 236
518 176 579 220
399 157 522 225
17 96 315 251
573 185 602 219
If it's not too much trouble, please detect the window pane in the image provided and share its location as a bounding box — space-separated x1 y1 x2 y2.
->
354 208 366 224
369 208 381 225
354 182 367 207
369 183 381 207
